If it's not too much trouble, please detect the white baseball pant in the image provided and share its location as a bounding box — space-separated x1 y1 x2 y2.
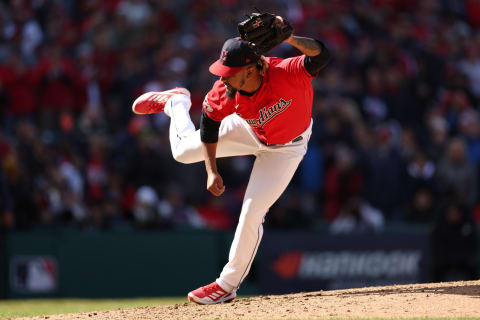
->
166 94 312 292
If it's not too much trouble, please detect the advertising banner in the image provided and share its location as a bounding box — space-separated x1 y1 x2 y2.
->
259 232 429 294
10 256 58 294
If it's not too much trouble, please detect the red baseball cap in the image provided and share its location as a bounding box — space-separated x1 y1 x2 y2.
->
209 37 261 77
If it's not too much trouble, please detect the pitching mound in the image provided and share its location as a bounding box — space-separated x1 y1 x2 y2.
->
19 280 480 319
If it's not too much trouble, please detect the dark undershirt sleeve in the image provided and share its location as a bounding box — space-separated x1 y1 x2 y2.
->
304 40 331 77
200 108 221 143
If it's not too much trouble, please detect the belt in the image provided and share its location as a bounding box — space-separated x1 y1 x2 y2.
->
259 135 303 147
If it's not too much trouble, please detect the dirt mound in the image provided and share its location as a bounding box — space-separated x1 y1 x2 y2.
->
17 280 480 319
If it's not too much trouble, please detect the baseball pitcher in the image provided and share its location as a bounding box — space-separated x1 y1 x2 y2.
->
132 13 330 304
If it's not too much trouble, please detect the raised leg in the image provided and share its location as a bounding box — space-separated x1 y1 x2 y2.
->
166 95 259 164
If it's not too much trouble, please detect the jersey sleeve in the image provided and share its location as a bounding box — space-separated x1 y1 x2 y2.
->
202 80 237 122
304 40 331 76
275 55 314 84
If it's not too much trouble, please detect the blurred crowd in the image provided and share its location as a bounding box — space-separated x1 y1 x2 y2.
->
0 0 479 252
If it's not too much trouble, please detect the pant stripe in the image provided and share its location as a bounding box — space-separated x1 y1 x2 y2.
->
170 101 182 141
235 222 262 290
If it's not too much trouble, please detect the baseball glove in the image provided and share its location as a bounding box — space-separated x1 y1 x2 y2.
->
237 12 293 55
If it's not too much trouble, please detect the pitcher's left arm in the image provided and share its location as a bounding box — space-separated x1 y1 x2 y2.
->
284 34 331 76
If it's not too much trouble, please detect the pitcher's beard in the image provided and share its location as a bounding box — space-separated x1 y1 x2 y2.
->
226 87 237 99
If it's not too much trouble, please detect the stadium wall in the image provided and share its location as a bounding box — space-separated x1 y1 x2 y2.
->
2 227 479 298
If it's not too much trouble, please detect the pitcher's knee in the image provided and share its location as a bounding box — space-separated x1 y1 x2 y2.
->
172 150 189 164
172 149 197 164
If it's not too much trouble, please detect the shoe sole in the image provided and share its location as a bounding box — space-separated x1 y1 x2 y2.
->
132 88 190 115
187 292 236 305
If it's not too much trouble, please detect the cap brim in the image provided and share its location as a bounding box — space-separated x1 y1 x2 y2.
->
209 60 243 77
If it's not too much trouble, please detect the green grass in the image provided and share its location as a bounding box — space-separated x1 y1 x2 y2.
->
0 297 186 318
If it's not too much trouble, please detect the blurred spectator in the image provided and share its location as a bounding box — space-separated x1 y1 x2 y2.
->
0 52 38 119
405 188 437 224
404 151 438 223
329 198 384 234
458 42 480 98
157 184 204 229
132 185 169 229
125 130 169 189
432 202 478 281
323 145 363 221
363 125 406 219
2 149 39 229
426 115 449 163
85 135 108 204
36 45 86 112
458 109 480 165
406 152 436 190
437 137 477 208
196 196 234 231
0 167 13 230
265 190 311 230
438 87 474 133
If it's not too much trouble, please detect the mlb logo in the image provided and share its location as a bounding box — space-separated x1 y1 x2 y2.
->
10 256 58 293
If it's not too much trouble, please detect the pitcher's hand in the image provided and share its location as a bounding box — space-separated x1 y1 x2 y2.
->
207 172 225 196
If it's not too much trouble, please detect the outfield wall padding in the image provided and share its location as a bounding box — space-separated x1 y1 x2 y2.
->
3 227 479 298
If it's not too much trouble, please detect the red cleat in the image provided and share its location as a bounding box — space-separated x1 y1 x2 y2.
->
187 281 236 305
132 87 190 115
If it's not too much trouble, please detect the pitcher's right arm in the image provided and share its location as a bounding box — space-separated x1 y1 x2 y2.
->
201 141 225 196
200 81 238 196
200 108 225 196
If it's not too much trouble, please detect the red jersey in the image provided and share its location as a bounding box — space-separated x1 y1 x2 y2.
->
203 55 314 145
